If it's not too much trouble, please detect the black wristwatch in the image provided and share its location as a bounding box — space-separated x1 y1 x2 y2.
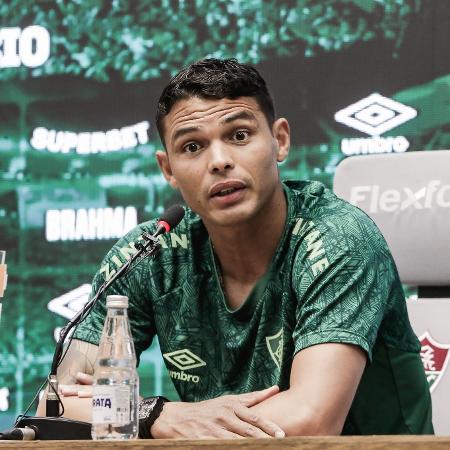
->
138 396 169 439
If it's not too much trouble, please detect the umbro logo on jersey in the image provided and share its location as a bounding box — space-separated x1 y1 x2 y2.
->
266 329 283 370
163 348 206 371
164 349 206 384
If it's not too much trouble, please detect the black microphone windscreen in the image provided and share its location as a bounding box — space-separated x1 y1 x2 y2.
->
159 204 185 230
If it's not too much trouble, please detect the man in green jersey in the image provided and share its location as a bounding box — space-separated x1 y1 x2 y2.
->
40 58 433 437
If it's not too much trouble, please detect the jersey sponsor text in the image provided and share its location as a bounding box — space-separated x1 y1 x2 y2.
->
100 232 189 281
293 218 330 276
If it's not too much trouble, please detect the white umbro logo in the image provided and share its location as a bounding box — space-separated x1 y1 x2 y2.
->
47 284 91 341
163 349 206 371
334 93 417 136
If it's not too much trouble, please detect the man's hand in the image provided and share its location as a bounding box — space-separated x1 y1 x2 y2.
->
59 373 285 439
151 386 285 439
60 372 94 398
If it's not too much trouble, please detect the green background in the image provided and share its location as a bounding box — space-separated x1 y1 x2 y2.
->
0 0 449 428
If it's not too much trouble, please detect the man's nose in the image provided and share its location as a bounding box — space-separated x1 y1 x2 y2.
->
208 142 235 173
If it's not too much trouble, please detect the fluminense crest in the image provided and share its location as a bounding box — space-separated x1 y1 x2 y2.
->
419 332 450 392
266 329 284 370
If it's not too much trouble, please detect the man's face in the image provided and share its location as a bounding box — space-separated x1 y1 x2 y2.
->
156 96 290 228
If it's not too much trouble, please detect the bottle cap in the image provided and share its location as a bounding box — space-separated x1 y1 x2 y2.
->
106 295 129 308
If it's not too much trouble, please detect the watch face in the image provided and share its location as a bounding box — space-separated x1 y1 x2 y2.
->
139 398 158 419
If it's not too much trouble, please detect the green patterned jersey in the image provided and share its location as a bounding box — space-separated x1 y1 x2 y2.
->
74 180 433 434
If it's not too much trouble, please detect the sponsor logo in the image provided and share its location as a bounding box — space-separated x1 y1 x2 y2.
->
292 218 330 276
335 93 417 136
100 232 189 282
341 136 409 156
163 349 206 384
334 93 417 156
168 370 200 383
266 329 283 370
45 206 138 242
349 180 450 213
47 284 91 341
31 121 150 154
0 26 50 68
419 332 450 392
163 349 206 371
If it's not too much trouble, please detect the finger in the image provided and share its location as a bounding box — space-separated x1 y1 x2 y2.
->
59 386 79 397
235 405 285 438
60 384 93 397
216 429 245 439
76 371 94 385
77 388 93 398
237 385 280 407
223 415 272 439
201 425 244 439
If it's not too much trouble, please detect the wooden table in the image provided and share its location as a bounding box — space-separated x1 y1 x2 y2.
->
0 436 449 450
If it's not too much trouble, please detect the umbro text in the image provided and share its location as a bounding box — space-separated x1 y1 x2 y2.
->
169 370 200 383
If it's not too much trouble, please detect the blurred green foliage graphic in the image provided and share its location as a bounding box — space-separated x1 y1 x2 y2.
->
0 0 421 81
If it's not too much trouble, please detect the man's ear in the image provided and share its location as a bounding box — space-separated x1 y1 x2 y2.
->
272 118 290 163
156 150 179 189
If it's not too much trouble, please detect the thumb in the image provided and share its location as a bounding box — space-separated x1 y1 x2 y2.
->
237 385 280 407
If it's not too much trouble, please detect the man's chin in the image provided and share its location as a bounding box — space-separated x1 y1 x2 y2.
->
204 205 257 229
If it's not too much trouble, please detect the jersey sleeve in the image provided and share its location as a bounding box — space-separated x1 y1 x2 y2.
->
291 207 400 362
73 224 157 363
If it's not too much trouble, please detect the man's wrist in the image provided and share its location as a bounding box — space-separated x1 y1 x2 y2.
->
138 396 169 439
149 400 170 438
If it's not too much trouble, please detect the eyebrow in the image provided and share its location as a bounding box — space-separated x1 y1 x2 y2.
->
172 126 201 143
221 111 257 124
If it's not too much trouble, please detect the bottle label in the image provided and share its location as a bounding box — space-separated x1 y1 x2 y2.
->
92 385 131 425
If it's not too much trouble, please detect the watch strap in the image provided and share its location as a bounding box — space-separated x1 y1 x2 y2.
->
138 396 169 439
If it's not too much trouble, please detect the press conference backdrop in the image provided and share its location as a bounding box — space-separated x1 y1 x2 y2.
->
0 1 449 428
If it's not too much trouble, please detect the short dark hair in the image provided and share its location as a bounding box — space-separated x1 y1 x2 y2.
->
155 58 275 146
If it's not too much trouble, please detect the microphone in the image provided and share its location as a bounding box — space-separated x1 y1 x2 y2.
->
156 204 185 235
140 204 185 249
0 426 36 440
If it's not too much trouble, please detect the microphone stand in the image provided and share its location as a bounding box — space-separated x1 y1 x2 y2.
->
14 232 161 440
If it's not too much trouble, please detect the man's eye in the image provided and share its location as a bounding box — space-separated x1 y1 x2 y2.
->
183 142 199 153
233 130 249 141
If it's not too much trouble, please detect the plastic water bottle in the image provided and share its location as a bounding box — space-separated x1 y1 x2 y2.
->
91 295 139 439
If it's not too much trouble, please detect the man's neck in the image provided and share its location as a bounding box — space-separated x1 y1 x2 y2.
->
206 185 287 286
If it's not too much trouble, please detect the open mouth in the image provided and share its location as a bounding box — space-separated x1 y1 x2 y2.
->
209 180 247 201
213 187 244 197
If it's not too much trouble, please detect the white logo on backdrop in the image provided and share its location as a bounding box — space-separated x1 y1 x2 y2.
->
48 284 91 341
334 93 417 156
349 180 450 213
0 26 50 68
335 93 417 136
